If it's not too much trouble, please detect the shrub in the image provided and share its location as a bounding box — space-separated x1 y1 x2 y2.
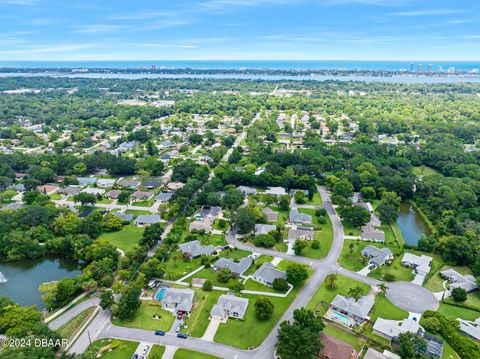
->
202 280 213 291
311 240 320 249
384 273 396 282
217 268 233 283
451 287 467 302
273 278 289 291
317 216 327 224
255 296 274 320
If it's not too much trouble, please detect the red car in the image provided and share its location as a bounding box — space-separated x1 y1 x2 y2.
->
177 311 184 320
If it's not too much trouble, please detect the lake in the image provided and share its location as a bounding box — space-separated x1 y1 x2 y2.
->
0 257 81 309
396 203 431 246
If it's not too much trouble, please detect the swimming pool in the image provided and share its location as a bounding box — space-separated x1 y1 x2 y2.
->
155 288 166 300
330 311 354 326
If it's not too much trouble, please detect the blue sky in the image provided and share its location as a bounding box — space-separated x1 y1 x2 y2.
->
0 0 479 61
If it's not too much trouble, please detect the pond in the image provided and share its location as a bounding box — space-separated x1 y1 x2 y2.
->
396 202 431 246
0 257 81 309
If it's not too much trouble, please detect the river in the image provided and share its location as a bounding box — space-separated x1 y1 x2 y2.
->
0 257 81 309
396 202 431 246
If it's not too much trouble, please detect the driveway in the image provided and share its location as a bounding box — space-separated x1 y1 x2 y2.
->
201 318 221 342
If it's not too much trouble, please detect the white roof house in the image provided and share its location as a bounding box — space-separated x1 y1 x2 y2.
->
81 187 105 195
361 226 386 242
134 214 161 226
372 317 421 340
458 318 480 341
214 256 252 275
160 288 194 313
401 253 432 276
178 240 215 258
440 269 478 293
251 262 287 286
97 178 116 187
265 186 286 196
254 224 277 236
330 295 374 324
287 228 314 241
210 294 249 320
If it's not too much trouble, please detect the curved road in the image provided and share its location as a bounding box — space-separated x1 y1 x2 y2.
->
62 185 438 357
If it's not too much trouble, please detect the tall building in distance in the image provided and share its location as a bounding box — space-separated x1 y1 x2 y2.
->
410 63 415 72
417 64 423 74
427 64 432 73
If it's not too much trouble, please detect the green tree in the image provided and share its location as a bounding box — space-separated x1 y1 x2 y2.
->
233 207 256 234
325 273 338 289
286 264 309 286
451 287 467 302
348 286 365 301
99 289 115 310
254 296 274 321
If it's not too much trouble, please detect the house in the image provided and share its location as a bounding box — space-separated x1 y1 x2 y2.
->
15 172 27 180
0 203 25 211
130 190 154 202
330 294 374 324
265 186 287 196
439 269 478 293
118 179 140 189
97 178 116 187
368 214 382 227
457 318 480 341
361 245 393 267
81 187 105 196
214 256 252 275
156 192 174 202
77 177 97 186
167 182 185 191
354 202 374 213
37 184 59 195
319 333 356 359
401 253 432 276
237 186 256 195
160 288 194 314
111 212 134 222
251 262 287 286
106 189 122 199
372 317 421 340
178 240 215 259
262 207 278 222
287 228 314 241
57 186 81 196
289 208 312 224
134 214 161 226
363 348 401 359
189 217 213 233
361 226 385 242
254 223 277 236
210 294 249 320
143 181 162 189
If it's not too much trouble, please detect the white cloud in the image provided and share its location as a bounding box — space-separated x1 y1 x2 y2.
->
390 9 462 16
0 0 38 6
72 24 129 34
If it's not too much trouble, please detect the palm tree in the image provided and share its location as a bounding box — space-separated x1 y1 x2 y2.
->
326 273 338 289
378 283 389 295
348 242 355 258
348 286 364 302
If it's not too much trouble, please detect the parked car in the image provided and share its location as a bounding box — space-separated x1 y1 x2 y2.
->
155 330 165 336
177 311 184 320
175 324 182 333
132 355 138 359
177 333 188 339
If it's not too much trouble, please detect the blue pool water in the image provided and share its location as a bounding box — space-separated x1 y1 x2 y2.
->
331 311 353 326
155 288 166 300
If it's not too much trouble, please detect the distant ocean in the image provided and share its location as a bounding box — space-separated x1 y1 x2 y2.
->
1 60 480 71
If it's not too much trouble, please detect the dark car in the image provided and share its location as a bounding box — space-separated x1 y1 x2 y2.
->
155 330 165 336
132 355 138 359
177 311 184 320
177 333 188 339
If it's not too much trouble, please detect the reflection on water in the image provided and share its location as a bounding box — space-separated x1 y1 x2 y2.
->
396 203 431 246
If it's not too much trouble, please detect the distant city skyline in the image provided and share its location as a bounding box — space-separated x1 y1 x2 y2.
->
0 0 479 61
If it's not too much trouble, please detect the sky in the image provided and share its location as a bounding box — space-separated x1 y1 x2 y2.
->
0 0 479 61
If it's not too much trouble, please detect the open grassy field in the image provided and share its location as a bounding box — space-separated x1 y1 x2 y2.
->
437 302 480 321
98 224 144 252
183 289 222 337
87 338 138 359
368 255 415 282
174 349 221 359
111 301 175 331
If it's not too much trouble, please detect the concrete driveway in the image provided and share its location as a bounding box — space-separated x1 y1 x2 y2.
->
201 318 221 342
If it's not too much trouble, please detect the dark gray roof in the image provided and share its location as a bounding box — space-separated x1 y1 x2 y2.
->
156 192 174 202
134 214 161 225
361 245 393 266
214 256 252 275
252 262 286 283
178 240 215 257
289 209 312 224
112 212 134 222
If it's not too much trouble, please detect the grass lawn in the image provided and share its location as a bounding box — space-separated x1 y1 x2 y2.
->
97 198 113 204
306 275 371 315
204 234 227 247
437 302 480 321
124 209 152 217
274 241 288 253
57 307 95 339
413 165 440 177
98 224 143 252
424 265 472 293
368 255 415 282
243 278 287 293
214 286 305 349
164 254 203 281
111 301 175 331
186 267 228 287
244 255 274 276
305 192 323 205
270 205 289 225
174 349 221 359
343 222 361 236
378 223 401 249
213 218 229 231
132 198 155 207
442 340 460 359
444 292 480 311
389 221 405 247
370 293 408 321
338 240 382 272
323 324 363 350
87 338 138 359
149 345 165 358
183 290 222 337
49 193 62 200
218 248 251 259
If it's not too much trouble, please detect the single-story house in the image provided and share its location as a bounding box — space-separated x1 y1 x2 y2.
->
111 212 134 222
363 348 401 359
0 203 25 211
401 253 432 276
330 294 374 325
130 190 154 202
160 288 194 314
210 294 249 320
15 172 27 180
37 184 59 195
262 207 278 222
440 269 478 293
251 262 287 286
81 187 105 196
289 208 312 224
143 181 162 189
361 245 393 267
97 178 116 187
457 317 480 342
319 333 356 359
178 240 215 259
353 202 374 213
287 228 314 241
77 177 97 186
57 186 81 196
265 186 287 196
106 189 121 199
361 226 386 242
134 214 161 226
214 256 252 276
118 179 140 189
372 317 421 340
255 224 277 236
167 182 184 191
237 186 256 195
156 192 174 202
189 217 213 233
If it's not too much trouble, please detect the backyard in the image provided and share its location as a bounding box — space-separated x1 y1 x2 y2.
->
98 224 143 252
87 338 138 359
183 289 222 337
111 301 175 331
